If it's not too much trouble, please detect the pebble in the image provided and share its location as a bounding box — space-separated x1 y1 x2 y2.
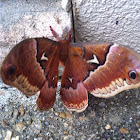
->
63 135 70 140
13 109 19 117
33 105 38 111
103 116 106 120
138 134 140 139
15 123 25 132
109 115 121 124
79 117 88 121
64 122 69 128
26 121 31 125
1 119 7 127
105 124 111 130
59 112 66 118
101 127 105 133
55 112 59 116
136 122 140 127
89 111 96 118
4 130 12 140
89 133 95 139
11 109 19 123
11 136 20 140
99 102 106 107
30 120 42 133
66 111 73 120
64 131 69 135
20 106 24 116
0 133 2 139
0 90 5 95
36 120 42 129
36 130 41 134
120 127 130 134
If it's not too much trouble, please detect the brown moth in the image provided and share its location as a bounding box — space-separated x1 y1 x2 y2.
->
1 27 140 112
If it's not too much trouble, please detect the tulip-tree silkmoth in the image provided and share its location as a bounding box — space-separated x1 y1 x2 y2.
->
1 27 140 112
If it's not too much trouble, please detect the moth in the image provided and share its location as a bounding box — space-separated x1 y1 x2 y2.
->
1 27 140 112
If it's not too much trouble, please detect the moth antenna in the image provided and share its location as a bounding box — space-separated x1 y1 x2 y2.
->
50 26 60 41
65 28 73 42
68 28 74 42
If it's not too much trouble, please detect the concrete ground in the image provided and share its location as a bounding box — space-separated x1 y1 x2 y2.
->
0 77 140 139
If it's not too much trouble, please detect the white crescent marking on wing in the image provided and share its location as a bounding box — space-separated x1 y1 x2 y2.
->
87 54 100 64
41 53 48 61
68 77 73 83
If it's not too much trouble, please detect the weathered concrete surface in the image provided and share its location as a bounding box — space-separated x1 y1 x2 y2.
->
0 0 71 63
74 0 140 53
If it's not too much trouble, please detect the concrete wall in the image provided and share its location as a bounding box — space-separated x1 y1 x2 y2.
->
0 0 71 63
73 0 140 53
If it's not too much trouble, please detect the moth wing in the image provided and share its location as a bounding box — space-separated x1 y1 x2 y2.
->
35 38 59 111
73 43 121 97
60 47 89 112
81 43 140 98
